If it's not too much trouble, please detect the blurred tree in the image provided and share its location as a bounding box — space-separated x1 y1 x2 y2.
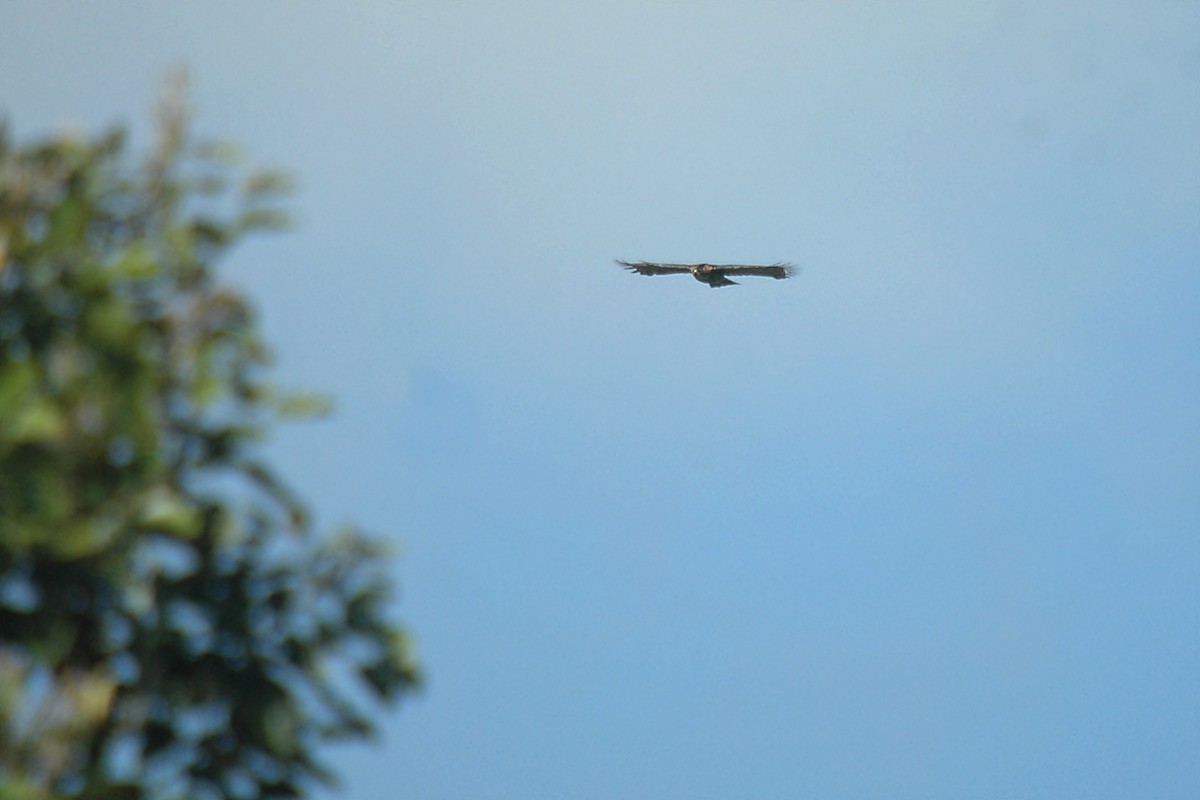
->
0 79 419 800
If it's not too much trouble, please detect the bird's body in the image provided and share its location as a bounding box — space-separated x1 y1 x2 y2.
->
616 260 795 288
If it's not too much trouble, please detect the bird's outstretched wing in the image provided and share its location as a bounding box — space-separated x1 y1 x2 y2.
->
715 263 796 280
616 260 695 276
616 259 796 280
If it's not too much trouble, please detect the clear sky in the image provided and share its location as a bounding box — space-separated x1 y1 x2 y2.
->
3 2 1198 797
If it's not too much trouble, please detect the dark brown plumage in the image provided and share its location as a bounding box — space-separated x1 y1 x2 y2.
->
616 260 796 288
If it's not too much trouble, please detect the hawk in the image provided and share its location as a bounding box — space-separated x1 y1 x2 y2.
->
616 259 796 288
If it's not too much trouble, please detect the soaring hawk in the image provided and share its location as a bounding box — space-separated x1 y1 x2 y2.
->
616 259 795 288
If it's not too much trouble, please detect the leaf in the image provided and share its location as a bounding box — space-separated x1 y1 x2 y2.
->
47 189 88 249
76 784 144 800
29 619 76 667
22 467 72 523
0 360 38 417
358 661 394 700
243 170 295 199
136 486 201 538
0 777 51 800
261 700 301 759
111 242 158 279
8 399 66 443
235 208 292 233
360 629 421 701
84 296 136 348
239 461 308 530
275 390 332 420
260 781 302 800
189 217 229 249
55 518 117 559
191 372 223 408
192 138 244 164
345 590 382 633
64 671 117 726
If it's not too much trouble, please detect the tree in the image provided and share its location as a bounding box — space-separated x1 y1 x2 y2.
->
0 81 419 800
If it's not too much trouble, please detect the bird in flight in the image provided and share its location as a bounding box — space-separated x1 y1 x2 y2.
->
616 259 796 288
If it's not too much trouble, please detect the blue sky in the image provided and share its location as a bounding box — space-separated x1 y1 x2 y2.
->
3 2 1198 797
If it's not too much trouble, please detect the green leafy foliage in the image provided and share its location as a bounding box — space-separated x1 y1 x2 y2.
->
0 84 419 800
